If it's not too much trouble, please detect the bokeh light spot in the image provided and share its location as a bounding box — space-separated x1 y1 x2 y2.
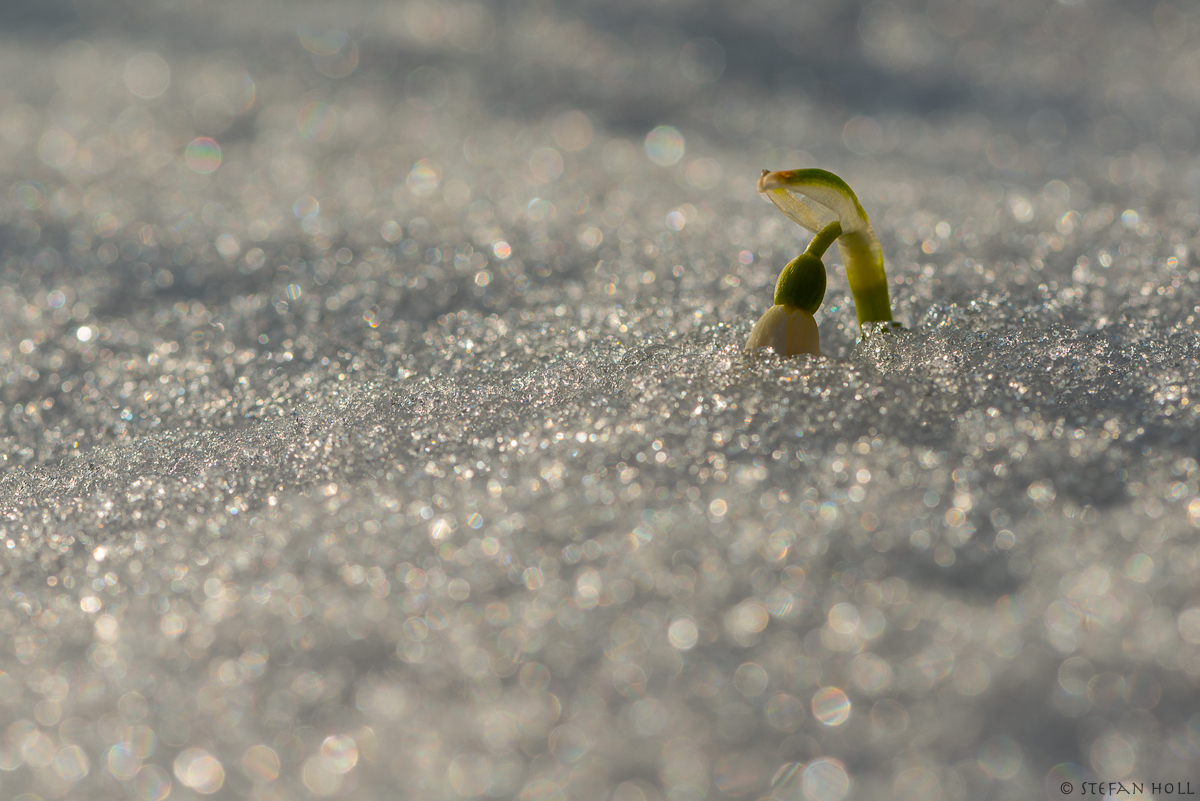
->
448 752 492 796
667 617 698 650
803 757 851 801
530 147 563 183
765 693 806 732
811 687 851 726
578 227 603 250
302 754 344 796
734 662 769 697
127 725 157 759
12 181 45 210
184 138 222 174
173 748 224 794
131 765 172 801
54 745 90 783
293 195 319 218
978 735 1022 779
106 743 139 779
408 159 441 195
38 130 77 169
1046 763 1087 798
645 126 685 167
124 53 170 99
381 220 402 242
299 29 359 78
242 744 280 782
549 724 590 763
320 734 358 773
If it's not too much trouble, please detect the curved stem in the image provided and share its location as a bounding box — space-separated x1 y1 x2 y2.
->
805 220 842 260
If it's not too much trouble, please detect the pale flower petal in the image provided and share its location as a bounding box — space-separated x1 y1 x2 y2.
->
746 305 820 357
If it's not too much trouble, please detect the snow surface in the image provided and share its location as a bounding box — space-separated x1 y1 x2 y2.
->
1 0 1200 799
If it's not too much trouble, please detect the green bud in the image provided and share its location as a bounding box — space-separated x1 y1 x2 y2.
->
773 252 826 312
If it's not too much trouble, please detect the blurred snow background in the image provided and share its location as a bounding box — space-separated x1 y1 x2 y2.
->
1 0 1200 798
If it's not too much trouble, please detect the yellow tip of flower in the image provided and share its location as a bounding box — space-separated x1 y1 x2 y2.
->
746 304 821 357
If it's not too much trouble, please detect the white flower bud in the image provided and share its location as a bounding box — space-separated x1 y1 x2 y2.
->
745 304 820 357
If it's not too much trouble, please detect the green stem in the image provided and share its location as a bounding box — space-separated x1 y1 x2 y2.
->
804 221 842 260
835 230 893 325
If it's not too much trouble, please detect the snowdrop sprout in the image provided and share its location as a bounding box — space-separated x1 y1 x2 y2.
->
758 168 894 326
